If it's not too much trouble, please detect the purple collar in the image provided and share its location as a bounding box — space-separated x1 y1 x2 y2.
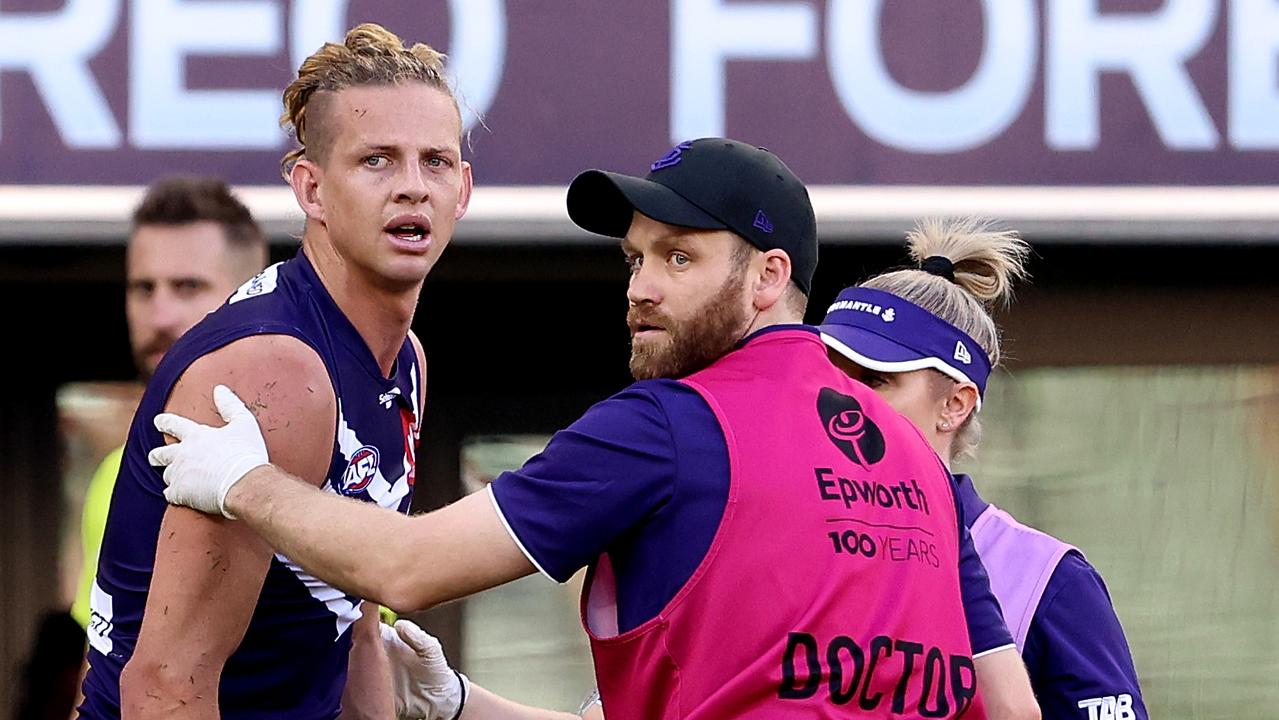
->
736 323 816 348
952 473 989 530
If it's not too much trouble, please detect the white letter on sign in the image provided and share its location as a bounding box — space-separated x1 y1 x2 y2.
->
1046 0 1218 150
130 0 283 149
0 0 122 148
1229 0 1279 149
826 0 1036 153
670 0 817 141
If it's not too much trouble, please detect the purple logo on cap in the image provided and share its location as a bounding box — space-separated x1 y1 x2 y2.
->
650 141 692 171
753 210 774 234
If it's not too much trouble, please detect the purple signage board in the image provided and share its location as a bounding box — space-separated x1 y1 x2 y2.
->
0 0 1275 187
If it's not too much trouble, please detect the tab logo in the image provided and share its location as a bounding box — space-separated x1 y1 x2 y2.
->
817 388 886 468
1077 694 1135 720
953 340 972 365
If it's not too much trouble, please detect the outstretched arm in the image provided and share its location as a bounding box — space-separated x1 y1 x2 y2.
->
151 385 534 613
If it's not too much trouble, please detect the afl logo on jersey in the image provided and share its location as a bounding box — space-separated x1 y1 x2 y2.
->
340 445 381 495
817 388 886 468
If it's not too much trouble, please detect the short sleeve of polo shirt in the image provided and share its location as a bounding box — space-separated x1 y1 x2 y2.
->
1023 552 1147 719
489 382 679 582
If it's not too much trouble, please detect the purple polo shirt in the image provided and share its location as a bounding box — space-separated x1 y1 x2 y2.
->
491 325 1013 655
954 474 1147 719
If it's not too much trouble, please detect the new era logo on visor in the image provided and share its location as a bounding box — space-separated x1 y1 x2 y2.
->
817 388 886 468
650 141 692 171
954 341 973 365
753 210 774 233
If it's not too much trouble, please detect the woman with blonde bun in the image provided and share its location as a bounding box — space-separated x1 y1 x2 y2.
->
819 218 1147 720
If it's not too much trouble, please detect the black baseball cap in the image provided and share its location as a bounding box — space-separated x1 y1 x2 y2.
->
566 138 818 294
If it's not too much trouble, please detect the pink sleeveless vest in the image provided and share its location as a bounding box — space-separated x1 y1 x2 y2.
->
583 330 978 719
970 505 1078 652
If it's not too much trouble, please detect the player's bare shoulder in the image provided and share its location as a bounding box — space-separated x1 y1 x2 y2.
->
167 334 336 486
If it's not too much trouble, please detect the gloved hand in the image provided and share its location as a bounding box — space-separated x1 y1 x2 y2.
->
381 619 468 720
148 384 270 519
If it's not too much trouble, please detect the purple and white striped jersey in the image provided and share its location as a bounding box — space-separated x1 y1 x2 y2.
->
79 251 421 719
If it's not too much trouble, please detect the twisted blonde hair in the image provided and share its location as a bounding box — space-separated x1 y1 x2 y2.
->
279 23 452 179
862 217 1030 459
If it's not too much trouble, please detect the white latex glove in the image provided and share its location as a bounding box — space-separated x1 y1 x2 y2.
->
381 619 468 720
148 384 270 519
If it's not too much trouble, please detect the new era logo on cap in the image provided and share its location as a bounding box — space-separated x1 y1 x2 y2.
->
954 341 973 365
753 210 774 234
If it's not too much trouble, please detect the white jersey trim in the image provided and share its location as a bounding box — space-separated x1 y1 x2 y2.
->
486 484 557 583
973 642 1018 660
273 552 362 640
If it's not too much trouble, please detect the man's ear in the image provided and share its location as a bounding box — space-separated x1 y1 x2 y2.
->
455 161 474 221
289 159 325 224
752 249 793 310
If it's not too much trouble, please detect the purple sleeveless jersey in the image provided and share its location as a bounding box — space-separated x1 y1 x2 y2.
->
79 251 421 719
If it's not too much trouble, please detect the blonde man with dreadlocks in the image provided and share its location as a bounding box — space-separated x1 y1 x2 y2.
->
79 24 471 718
